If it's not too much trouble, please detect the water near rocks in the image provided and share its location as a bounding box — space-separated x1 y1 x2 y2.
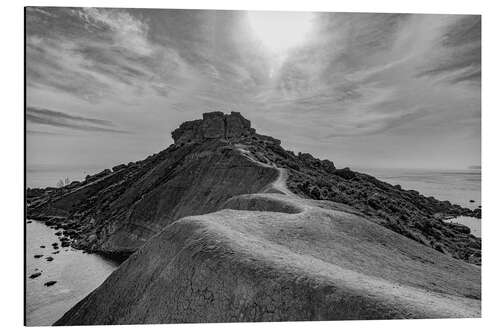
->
358 168 481 210
26 220 118 326
447 216 481 237
360 168 481 237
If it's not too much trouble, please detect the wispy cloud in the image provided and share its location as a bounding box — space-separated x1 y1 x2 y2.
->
25 8 480 170
416 16 480 85
26 106 129 133
250 13 480 142
26 130 61 136
25 7 191 103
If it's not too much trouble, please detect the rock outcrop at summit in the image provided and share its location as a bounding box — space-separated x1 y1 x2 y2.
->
171 111 259 144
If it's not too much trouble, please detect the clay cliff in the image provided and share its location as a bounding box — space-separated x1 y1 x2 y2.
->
27 112 283 259
26 112 481 323
28 112 480 264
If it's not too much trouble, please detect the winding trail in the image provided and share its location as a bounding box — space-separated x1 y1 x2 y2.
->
55 146 481 325
235 145 294 196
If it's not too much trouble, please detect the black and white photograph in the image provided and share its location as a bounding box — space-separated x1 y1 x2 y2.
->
20 2 486 328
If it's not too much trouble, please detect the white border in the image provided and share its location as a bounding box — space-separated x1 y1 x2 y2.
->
1 0 499 332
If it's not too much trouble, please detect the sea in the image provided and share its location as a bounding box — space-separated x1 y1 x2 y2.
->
25 221 118 326
357 167 481 237
25 167 481 325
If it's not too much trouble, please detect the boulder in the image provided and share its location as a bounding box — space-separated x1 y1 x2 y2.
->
225 111 253 138
448 223 471 234
320 159 336 173
171 119 204 144
334 167 356 180
112 164 127 172
201 112 225 138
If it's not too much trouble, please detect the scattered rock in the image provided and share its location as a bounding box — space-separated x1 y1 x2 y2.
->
471 208 481 218
44 281 57 287
40 245 45 248
469 199 475 203
112 164 127 172
46 256 54 262
27 220 32 224
34 254 43 259
448 223 471 234
52 251 60 254
29 272 41 279
333 167 356 180
85 169 112 183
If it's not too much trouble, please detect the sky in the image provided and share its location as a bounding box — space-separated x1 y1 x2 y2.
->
26 7 481 187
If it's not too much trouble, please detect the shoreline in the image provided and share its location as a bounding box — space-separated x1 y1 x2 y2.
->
444 216 481 238
26 220 119 326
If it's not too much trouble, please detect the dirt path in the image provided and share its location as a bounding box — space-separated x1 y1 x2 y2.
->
234 145 294 197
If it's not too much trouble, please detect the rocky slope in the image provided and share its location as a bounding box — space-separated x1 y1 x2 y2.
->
28 112 279 259
28 111 481 264
25 111 481 323
54 167 480 324
246 141 481 264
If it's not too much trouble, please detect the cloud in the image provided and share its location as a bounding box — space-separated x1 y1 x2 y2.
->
77 8 154 57
26 106 129 133
416 15 481 85
25 7 190 103
25 9 480 170
247 13 480 143
25 7 273 111
26 130 60 136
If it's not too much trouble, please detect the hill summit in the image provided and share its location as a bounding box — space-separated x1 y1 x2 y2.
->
27 111 481 323
173 111 256 143
28 112 480 264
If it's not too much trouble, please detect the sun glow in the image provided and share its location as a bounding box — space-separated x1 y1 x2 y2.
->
247 11 314 56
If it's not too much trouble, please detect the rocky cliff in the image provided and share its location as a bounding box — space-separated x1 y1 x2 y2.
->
25 111 481 323
54 168 480 325
28 147 276 259
28 112 480 264
171 111 260 144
